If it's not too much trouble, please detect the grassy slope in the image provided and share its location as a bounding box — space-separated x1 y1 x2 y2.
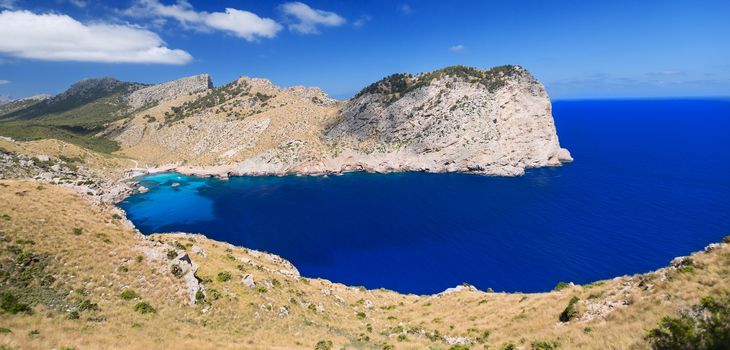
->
0 180 729 349
0 86 137 154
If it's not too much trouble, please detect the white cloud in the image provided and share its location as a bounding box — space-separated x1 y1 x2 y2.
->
0 79 9 85
0 0 16 9
123 0 282 41
68 0 87 8
353 15 371 28
0 10 192 64
449 44 465 53
280 2 345 34
397 4 413 15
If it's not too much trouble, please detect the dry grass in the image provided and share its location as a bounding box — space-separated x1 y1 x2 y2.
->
1 180 728 349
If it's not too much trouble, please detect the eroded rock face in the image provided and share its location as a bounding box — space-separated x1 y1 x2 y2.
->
127 74 213 110
324 65 572 176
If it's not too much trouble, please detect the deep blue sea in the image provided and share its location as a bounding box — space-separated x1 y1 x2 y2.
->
120 99 730 295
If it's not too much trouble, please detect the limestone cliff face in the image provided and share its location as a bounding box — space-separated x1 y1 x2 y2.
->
110 65 571 177
322 65 572 176
126 74 213 110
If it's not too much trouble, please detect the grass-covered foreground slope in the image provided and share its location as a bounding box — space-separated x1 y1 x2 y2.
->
1 180 729 349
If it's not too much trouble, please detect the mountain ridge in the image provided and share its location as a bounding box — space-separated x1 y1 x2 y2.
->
0 65 571 176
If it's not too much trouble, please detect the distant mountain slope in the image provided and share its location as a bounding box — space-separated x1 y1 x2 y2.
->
0 75 211 153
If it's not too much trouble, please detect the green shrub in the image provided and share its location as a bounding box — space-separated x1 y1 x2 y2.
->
217 271 231 282
553 281 571 291
531 340 559 350
646 294 730 349
722 235 730 244
27 329 39 337
314 340 333 350
0 292 31 314
356 311 366 319
134 302 156 314
448 345 470 350
476 330 491 343
120 290 137 300
397 334 408 342
77 299 98 312
559 296 580 322
170 264 184 278
166 250 177 260
499 343 516 350
72 227 83 235
117 265 128 272
0 327 11 333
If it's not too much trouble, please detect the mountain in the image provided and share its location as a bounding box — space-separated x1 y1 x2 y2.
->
0 75 210 153
108 65 570 176
0 65 571 175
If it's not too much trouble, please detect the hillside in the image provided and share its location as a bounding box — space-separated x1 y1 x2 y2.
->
0 178 728 349
106 65 572 176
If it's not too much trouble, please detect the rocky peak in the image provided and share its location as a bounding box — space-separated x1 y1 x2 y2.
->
127 74 213 109
325 64 571 175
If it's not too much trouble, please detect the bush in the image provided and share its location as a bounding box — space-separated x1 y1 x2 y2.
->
559 296 580 322
166 250 177 260
356 312 366 319
77 299 98 312
120 290 137 300
72 227 83 235
553 281 571 291
476 330 491 343
448 346 470 350
170 264 184 278
0 327 11 333
531 340 559 350
0 292 31 314
722 235 730 244
314 340 333 350
134 302 157 314
646 294 730 349
499 343 516 350
217 271 231 282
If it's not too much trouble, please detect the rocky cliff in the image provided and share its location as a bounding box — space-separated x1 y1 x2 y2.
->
323 65 572 175
127 74 213 110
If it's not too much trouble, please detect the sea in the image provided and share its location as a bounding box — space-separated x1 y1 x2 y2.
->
120 99 730 294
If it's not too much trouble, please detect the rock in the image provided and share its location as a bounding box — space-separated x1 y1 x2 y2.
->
278 306 289 318
191 245 207 257
127 74 213 109
242 274 255 288
137 186 149 194
363 299 374 309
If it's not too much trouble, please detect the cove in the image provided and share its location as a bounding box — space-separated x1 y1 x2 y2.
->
120 99 730 295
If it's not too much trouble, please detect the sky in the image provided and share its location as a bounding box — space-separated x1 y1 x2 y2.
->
0 0 728 100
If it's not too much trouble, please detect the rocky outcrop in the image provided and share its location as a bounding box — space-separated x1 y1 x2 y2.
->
127 74 213 110
324 65 572 176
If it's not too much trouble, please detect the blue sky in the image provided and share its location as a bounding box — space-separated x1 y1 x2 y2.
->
0 0 728 100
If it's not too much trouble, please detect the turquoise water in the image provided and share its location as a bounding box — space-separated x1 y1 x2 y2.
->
120 99 730 294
